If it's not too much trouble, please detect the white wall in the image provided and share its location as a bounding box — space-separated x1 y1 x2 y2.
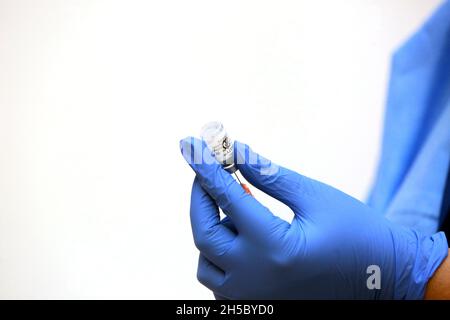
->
0 0 442 299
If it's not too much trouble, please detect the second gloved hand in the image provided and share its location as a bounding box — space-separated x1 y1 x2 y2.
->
180 138 448 299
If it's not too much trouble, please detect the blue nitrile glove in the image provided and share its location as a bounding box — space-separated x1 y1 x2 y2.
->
180 137 448 299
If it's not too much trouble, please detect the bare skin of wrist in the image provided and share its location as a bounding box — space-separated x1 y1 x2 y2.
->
425 249 450 299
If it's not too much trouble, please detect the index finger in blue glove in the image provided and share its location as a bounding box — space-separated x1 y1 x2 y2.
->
190 177 236 269
180 137 287 238
234 141 328 219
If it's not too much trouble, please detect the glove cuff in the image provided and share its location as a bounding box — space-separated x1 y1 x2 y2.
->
394 229 448 299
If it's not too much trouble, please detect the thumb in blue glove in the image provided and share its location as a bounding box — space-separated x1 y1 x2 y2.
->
180 137 448 299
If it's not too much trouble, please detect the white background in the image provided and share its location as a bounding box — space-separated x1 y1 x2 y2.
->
0 0 442 299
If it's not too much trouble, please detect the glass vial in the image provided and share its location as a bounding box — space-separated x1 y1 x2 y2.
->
200 121 237 173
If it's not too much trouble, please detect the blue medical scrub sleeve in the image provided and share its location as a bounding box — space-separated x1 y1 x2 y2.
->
368 0 450 235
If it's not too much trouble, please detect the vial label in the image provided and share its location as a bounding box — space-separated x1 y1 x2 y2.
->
200 121 235 170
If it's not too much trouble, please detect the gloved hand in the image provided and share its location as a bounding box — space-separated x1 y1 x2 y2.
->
180 137 448 299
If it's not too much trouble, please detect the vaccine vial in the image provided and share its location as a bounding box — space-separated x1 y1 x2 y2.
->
200 121 252 195
200 121 237 173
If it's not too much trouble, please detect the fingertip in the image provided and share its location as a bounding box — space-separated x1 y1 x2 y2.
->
235 140 256 168
180 136 219 171
234 139 248 151
180 136 194 164
234 141 277 177
179 136 195 149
